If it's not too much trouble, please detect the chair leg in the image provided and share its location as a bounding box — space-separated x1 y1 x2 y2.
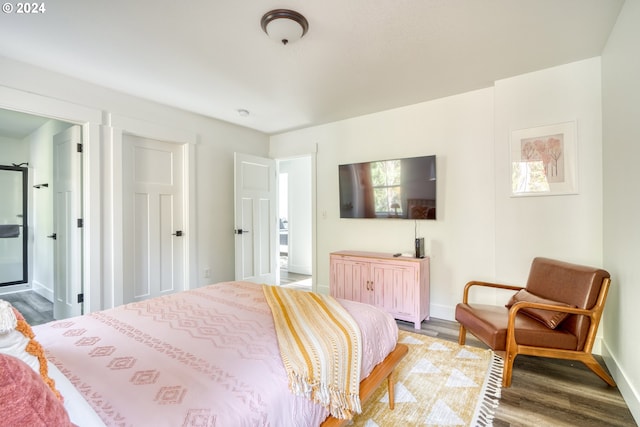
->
458 325 466 345
502 351 516 387
582 355 616 387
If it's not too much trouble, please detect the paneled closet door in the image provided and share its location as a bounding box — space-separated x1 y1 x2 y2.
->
123 134 185 303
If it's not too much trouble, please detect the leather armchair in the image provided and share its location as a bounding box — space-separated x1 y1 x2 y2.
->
455 257 616 387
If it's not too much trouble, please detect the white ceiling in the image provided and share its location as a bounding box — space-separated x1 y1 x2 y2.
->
0 109 52 139
0 0 624 135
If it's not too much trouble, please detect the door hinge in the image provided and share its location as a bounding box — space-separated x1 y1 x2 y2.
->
77 143 83 153
77 293 84 303
77 218 83 228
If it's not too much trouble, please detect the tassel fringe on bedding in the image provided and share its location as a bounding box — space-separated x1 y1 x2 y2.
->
0 300 18 334
262 285 363 420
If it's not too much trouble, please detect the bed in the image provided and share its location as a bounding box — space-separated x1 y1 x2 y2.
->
24 281 406 426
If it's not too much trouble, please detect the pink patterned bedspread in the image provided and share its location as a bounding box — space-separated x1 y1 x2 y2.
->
33 281 398 427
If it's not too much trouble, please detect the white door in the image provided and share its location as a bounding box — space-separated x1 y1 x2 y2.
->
53 125 82 319
234 153 277 284
123 134 185 303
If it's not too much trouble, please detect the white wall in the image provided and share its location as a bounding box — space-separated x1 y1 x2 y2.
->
494 58 605 284
0 57 270 308
0 135 28 161
493 58 609 359
271 55 640 420
271 58 605 323
602 0 640 421
271 87 496 317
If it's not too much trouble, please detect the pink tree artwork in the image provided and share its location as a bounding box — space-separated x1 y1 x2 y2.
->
520 133 564 183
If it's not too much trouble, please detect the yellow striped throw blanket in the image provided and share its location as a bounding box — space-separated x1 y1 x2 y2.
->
262 285 363 420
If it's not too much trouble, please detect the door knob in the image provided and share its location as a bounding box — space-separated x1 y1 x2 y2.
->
47 233 57 240
172 230 183 237
234 229 250 235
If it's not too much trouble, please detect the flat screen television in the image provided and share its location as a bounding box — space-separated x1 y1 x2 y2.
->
339 155 436 219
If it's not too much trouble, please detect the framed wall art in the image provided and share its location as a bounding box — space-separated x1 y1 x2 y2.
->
510 121 577 197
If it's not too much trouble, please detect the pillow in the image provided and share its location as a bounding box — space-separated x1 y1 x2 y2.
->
0 353 73 427
0 299 62 400
505 289 575 329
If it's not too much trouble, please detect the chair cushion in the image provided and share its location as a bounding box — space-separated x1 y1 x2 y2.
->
525 257 610 350
455 303 578 351
505 289 575 329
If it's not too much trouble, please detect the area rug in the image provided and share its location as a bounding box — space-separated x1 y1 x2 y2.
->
351 330 503 427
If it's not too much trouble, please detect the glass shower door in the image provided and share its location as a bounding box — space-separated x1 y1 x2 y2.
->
0 165 27 286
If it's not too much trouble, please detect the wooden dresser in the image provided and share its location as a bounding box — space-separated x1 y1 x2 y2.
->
329 250 430 329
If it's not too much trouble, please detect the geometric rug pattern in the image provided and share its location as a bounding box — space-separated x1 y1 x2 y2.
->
351 330 503 427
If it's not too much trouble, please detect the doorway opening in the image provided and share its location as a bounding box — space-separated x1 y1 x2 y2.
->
0 107 80 320
278 157 312 290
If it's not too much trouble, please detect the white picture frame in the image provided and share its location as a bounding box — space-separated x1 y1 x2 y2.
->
510 121 578 197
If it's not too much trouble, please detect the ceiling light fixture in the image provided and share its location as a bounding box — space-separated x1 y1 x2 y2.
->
237 109 250 117
260 9 309 45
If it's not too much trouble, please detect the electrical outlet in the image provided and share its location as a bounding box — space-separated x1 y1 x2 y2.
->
204 268 211 278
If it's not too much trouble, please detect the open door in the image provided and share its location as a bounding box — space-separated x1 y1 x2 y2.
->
234 153 277 284
53 125 82 319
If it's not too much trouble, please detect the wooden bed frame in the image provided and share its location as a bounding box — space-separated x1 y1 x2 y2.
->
321 343 409 427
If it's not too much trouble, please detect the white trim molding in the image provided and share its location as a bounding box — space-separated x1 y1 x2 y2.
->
0 85 103 314
104 113 198 308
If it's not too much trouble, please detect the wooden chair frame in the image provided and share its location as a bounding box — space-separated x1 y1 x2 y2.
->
458 278 615 388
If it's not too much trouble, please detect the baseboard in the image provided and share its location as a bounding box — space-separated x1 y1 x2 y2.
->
430 303 455 322
0 282 31 295
601 341 640 425
316 283 329 295
32 280 54 302
287 263 312 275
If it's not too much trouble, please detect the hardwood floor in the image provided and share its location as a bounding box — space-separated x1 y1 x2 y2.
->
3 291 636 426
280 271 312 291
398 318 637 427
1 291 54 326
279 254 311 290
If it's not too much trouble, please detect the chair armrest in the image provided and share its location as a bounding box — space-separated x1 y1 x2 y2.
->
506 301 595 339
462 281 523 304
505 277 611 357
